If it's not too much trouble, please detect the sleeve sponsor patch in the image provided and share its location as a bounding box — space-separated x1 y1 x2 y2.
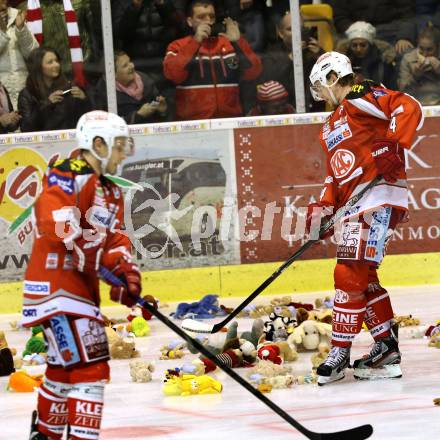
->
48 172 74 194
372 89 387 98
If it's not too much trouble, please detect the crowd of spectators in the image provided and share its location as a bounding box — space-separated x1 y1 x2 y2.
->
0 0 439 132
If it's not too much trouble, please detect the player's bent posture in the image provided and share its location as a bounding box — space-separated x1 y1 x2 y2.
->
23 111 149 439
305 52 423 385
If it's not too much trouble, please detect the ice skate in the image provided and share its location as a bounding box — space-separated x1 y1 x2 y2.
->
317 346 351 386
29 411 49 440
353 323 402 380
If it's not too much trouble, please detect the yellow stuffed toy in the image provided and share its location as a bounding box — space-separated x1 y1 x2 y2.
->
163 374 222 396
130 316 150 337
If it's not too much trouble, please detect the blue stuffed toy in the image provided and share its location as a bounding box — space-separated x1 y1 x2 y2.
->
172 294 227 319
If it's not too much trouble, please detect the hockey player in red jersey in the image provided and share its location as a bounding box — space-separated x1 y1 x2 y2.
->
306 52 424 385
23 110 150 439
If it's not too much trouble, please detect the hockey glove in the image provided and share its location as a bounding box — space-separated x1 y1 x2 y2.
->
109 258 142 307
71 233 105 274
371 138 404 183
305 202 334 239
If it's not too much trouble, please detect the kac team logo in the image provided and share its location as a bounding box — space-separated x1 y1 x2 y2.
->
330 149 355 178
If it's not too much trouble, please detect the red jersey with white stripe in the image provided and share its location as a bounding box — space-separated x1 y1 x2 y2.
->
22 158 132 326
317 82 423 215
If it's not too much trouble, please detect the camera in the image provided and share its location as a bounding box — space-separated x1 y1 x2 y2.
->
210 22 226 37
301 26 318 42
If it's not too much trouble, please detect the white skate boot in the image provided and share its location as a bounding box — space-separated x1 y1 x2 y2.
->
317 345 351 386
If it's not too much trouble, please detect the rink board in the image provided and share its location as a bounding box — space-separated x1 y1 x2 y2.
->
0 251 438 314
0 111 439 313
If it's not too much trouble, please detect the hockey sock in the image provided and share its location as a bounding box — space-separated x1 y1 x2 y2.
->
36 379 71 439
332 263 368 347
68 382 105 440
364 268 393 340
332 295 366 347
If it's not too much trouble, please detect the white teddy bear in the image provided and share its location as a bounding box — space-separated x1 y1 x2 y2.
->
129 359 155 382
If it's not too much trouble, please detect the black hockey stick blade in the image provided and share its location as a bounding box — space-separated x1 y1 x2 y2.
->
182 176 383 334
99 267 373 440
318 424 373 440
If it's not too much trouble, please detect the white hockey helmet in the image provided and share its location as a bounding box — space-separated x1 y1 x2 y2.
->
309 51 353 101
76 110 134 174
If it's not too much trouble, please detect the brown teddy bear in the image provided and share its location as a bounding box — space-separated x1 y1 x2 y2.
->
105 327 139 359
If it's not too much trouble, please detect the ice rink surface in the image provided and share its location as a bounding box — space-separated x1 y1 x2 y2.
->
1 285 439 440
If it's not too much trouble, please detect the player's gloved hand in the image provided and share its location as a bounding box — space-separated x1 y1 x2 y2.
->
305 202 334 239
71 233 105 274
109 258 142 307
372 138 404 183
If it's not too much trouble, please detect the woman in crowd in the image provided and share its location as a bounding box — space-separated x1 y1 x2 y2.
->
93 50 167 123
398 24 440 105
18 47 90 132
336 21 397 88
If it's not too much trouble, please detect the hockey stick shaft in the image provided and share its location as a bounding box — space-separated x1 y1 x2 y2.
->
99 266 373 440
203 175 382 333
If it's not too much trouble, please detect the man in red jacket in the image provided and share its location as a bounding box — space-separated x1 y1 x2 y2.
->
163 0 262 120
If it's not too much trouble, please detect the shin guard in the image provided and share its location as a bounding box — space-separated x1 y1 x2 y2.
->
68 382 105 440
36 379 71 439
332 263 368 347
364 269 394 339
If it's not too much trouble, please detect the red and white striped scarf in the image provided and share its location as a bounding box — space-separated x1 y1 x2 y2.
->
26 0 86 87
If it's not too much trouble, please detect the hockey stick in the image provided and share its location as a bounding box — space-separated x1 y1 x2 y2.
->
182 175 382 334
99 266 373 440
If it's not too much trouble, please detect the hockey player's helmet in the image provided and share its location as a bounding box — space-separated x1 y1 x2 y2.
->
76 110 133 156
309 51 353 101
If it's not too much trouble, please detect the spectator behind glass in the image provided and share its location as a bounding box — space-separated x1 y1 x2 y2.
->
18 47 90 132
415 0 440 33
219 0 266 52
330 0 417 56
247 80 295 115
163 0 262 121
0 0 39 109
336 21 397 88
0 81 20 132
112 0 186 85
93 51 167 124
398 25 440 105
261 12 324 113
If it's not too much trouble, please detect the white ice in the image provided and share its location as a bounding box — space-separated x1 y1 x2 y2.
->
1 285 440 440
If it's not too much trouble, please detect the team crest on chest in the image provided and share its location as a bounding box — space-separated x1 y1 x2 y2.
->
330 149 355 178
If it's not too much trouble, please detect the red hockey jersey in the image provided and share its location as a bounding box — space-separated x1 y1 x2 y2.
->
22 158 132 326
317 82 424 216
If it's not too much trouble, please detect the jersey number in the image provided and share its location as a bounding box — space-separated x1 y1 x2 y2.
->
389 117 397 133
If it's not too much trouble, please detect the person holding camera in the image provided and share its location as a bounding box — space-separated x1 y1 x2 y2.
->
260 11 324 112
163 0 262 120
93 50 168 123
398 24 440 105
0 0 39 110
18 47 91 132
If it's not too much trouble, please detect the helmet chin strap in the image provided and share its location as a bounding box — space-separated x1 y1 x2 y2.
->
89 139 113 175
328 87 339 105
327 76 341 105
